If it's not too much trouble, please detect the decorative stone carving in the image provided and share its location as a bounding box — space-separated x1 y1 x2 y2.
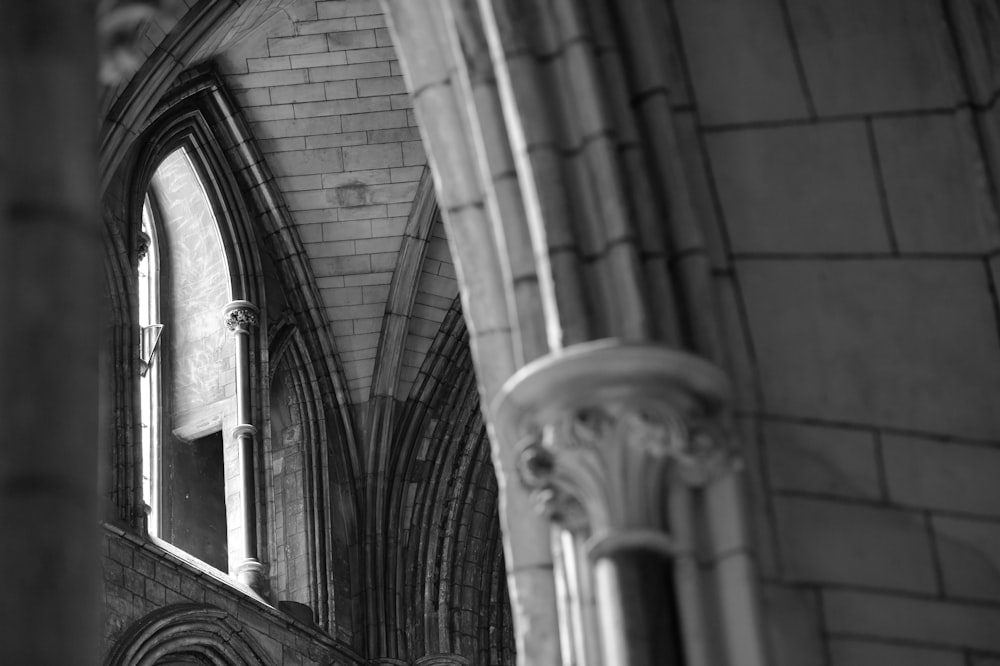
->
223 300 259 331
493 340 736 560
136 229 151 263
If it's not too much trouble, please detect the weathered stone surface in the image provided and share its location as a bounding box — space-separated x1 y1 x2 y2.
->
933 515 1000 602
209 3 432 405
765 422 881 499
708 122 889 253
786 0 956 115
775 496 937 592
673 0 809 125
823 589 1000 652
740 259 1000 439
829 639 964 666
714 276 759 410
884 436 1000 518
100 529 355 664
975 658 1000 666
874 114 993 253
762 585 825 666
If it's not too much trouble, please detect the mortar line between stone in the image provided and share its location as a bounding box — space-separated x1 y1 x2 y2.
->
775 0 818 120
864 117 900 255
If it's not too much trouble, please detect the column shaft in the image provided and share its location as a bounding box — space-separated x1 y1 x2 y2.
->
225 300 263 593
0 0 101 662
232 327 259 558
594 554 686 666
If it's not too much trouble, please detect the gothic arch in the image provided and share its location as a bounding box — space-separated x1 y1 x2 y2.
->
99 0 309 192
101 66 364 646
105 604 273 666
267 320 361 639
380 2 765 665
362 166 439 657
381 300 515 664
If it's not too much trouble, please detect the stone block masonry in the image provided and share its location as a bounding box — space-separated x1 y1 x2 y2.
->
101 523 362 665
673 0 1000 664
217 0 427 409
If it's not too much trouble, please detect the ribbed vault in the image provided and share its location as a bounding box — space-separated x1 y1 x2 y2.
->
381 300 515 664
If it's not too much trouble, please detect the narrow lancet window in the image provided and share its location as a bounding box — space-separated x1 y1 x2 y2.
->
140 146 235 573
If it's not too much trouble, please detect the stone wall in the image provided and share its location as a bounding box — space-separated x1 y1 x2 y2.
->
101 523 361 665
671 0 1000 663
215 0 461 410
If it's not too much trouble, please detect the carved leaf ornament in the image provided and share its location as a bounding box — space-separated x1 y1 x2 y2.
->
496 341 736 561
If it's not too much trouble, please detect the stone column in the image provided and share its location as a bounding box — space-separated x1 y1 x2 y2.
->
0 0 101 662
492 341 734 666
223 300 264 594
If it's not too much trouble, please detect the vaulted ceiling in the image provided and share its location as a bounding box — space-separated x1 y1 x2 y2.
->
101 0 461 420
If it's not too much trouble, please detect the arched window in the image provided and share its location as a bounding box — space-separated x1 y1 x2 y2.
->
138 146 237 574
103 67 363 637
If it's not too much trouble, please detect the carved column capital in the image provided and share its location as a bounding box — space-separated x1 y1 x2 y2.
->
223 300 259 332
492 340 737 560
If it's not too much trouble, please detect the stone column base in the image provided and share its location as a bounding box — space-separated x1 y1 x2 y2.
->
234 558 266 596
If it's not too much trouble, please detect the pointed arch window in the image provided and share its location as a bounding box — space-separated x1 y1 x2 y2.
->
138 145 241 575
107 69 361 630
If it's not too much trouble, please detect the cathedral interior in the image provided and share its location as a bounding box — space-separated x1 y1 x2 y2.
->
4 0 1000 664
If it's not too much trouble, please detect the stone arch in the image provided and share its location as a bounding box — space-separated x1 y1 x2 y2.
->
100 0 310 192
372 3 561 660
266 319 361 640
105 604 273 666
382 300 515 664
380 2 766 665
101 66 364 645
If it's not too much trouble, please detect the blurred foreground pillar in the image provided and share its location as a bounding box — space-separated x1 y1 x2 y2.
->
0 0 101 663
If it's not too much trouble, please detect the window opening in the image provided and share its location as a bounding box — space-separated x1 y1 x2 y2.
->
139 146 236 574
138 196 161 534
162 429 228 571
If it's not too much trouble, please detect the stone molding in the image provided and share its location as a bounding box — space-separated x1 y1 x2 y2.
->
415 655 471 665
231 423 258 439
105 602 275 666
493 340 735 559
223 300 259 331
